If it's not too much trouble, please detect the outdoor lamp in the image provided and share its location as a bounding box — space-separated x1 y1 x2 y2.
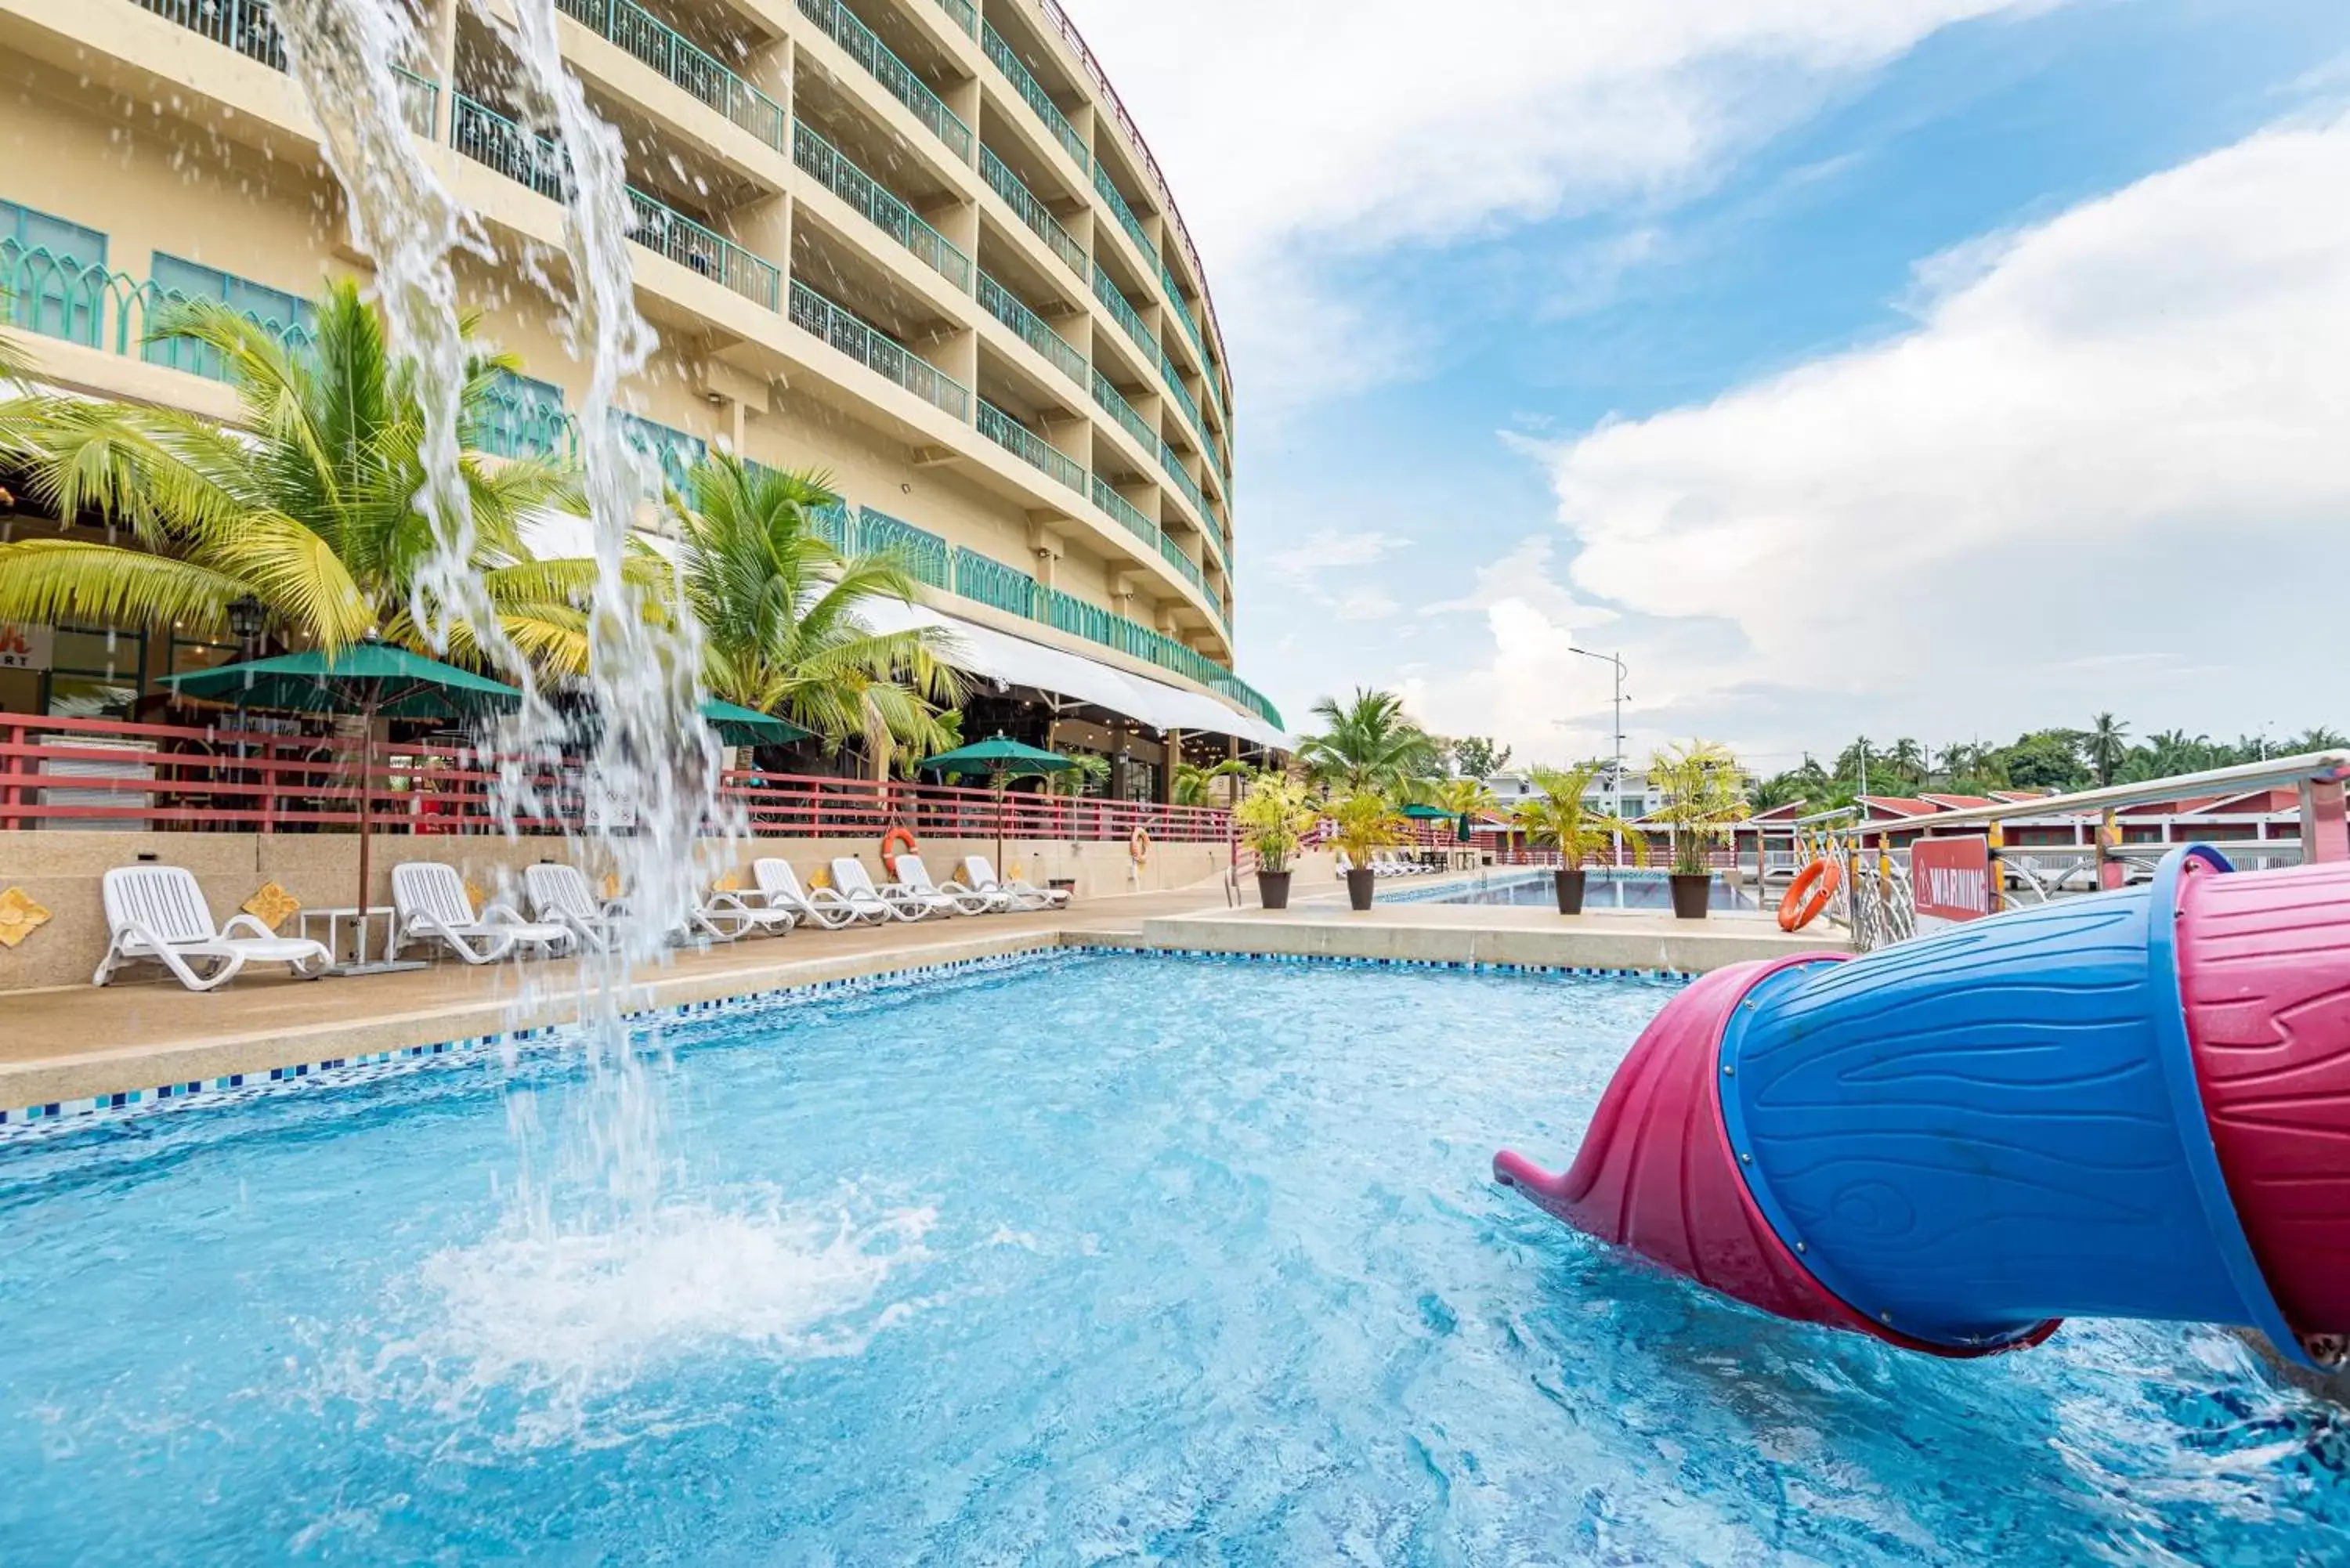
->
227 594 268 651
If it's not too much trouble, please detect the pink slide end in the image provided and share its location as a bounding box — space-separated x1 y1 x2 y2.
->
1495 958 2045 1358
2179 859 2350 1339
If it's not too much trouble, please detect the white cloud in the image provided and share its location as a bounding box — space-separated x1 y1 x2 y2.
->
1265 527 1409 578
1069 0 2050 406
1499 112 2350 761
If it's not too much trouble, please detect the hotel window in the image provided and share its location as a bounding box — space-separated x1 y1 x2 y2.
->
1 200 109 346
42 625 147 721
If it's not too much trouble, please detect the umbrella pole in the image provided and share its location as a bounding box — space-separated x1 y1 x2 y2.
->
356 706 374 966
995 770 1006 880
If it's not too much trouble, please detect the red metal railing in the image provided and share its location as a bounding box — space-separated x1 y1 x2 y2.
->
0 712 1234 842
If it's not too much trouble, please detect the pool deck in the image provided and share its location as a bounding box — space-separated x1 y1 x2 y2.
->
3 871 1846 1113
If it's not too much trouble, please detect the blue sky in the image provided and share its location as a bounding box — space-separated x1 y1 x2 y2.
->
1075 0 2350 768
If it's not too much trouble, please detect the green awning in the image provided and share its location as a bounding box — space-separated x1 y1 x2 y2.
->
701 698 812 746
918 734 1077 779
159 642 522 721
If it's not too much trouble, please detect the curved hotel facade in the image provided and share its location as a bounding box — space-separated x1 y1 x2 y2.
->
0 0 1282 796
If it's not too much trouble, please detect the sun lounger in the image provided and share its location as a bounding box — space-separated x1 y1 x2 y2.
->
93 865 333 991
827 858 935 922
960 855 1069 910
893 853 1003 914
747 858 884 929
392 862 574 964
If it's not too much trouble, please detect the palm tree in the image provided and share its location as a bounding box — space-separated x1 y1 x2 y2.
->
0 280 594 669
2086 713 2131 786
1887 738 1926 785
1298 687 1440 793
668 452 962 779
1515 763 1647 866
1835 737 1876 789
1173 757 1253 807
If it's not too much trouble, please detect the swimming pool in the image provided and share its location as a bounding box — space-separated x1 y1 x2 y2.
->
2 951 2341 1563
1408 869 1762 913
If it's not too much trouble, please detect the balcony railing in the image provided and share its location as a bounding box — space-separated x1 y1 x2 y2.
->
1091 265 1156 360
978 399 1083 493
1160 261 1209 368
1090 369 1154 457
452 94 569 201
135 0 285 69
794 121 972 293
0 237 316 378
394 67 438 138
927 0 978 39
849 504 953 588
1159 438 1208 519
1093 161 1155 264
953 546 1039 619
980 22 1087 168
1089 475 1156 547
1157 531 1203 592
1158 347 1205 445
624 186 780 309
979 146 1086 279
977 271 1083 386
555 0 786 151
789 279 971 420
795 0 974 163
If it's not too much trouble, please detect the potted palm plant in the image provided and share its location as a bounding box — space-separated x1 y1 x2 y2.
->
1513 763 1647 913
1329 790 1407 912
1234 775 1317 910
1649 740 1748 919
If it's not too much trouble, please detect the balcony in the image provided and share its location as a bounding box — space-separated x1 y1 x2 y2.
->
450 93 567 201
624 189 780 310
1159 261 1209 370
953 547 1039 619
1090 265 1155 360
1159 438 1208 519
980 22 1086 169
795 0 974 164
925 0 978 39
1156 531 1203 593
134 0 284 70
977 399 1082 493
555 0 786 151
979 146 1086 280
977 272 1083 386
1093 162 1155 265
1090 369 1153 457
794 121 972 293
788 279 971 420
1088 475 1156 548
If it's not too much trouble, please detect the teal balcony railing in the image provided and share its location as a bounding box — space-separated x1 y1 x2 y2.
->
979 146 1086 279
1091 265 1156 360
624 186 780 309
1090 369 1154 457
620 411 708 495
978 399 1083 493
794 121 971 292
135 0 285 70
394 67 438 138
953 547 1039 618
795 0 974 163
1159 438 1208 520
980 22 1086 168
978 272 1083 386
927 0 978 39
851 505 953 588
475 370 578 462
555 0 786 150
1159 261 1209 368
452 94 568 201
1089 475 1156 547
1157 531 1203 593
1093 161 1155 264
1158 347 1205 446
789 279 970 420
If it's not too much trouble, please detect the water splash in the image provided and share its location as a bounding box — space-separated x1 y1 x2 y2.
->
269 0 743 1220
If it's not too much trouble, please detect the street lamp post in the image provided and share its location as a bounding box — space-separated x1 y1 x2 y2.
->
1567 648 1629 865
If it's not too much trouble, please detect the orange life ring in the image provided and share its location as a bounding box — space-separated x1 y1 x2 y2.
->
880 826 918 879
1778 858 1840 933
1129 826 1151 864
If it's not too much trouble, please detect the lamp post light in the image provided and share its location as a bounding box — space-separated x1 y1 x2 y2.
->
226 594 268 660
1564 648 1629 865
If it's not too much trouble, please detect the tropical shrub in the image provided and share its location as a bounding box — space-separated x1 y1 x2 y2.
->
1649 740 1748 877
1514 763 1648 868
1234 774 1318 873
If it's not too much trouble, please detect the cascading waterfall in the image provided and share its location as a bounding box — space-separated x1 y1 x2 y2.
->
271 0 742 1219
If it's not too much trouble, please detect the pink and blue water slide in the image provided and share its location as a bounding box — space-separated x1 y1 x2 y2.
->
1495 845 2350 1369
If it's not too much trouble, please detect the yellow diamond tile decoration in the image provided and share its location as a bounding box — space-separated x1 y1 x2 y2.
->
600 873 621 901
465 879 489 910
0 886 52 949
712 872 743 893
241 880 301 932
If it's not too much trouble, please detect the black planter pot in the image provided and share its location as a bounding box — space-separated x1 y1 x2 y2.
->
1345 867 1378 911
1256 869 1292 910
1669 873 1712 920
1553 868 1587 915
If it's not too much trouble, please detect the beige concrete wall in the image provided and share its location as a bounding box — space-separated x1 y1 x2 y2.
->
0 829 1229 992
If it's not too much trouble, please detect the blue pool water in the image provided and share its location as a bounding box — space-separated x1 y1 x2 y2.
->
2 952 2344 1563
1413 869 1762 913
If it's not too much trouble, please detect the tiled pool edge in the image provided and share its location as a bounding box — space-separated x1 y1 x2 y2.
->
1 941 1694 1140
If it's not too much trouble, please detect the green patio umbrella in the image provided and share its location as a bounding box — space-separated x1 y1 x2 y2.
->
918 732 1079 873
161 640 522 970
700 698 812 748
1398 803 1451 819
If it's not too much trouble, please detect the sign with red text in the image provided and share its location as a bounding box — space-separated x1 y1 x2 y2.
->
1912 836 1993 930
0 623 52 671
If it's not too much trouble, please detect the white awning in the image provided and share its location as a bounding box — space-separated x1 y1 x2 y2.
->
855 598 1289 750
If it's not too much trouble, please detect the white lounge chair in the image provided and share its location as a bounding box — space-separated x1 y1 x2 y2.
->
828 858 935 922
1334 849 1357 879
893 853 1003 914
747 858 884 930
392 862 574 964
960 855 1068 910
524 862 629 952
93 865 333 992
